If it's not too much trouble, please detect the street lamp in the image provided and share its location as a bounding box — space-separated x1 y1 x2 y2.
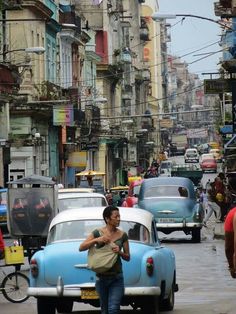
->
151 13 233 31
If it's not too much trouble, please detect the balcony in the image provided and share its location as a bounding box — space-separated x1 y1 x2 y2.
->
3 0 23 10
140 17 150 42
59 11 81 33
122 85 133 100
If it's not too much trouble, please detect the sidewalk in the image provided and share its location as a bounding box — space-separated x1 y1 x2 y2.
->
213 222 225 239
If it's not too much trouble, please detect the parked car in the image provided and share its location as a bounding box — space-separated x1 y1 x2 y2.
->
184 148 199 163
138 177 204 242
0 188 7 231
200 158 217 173
28 207 178 314
209 148 222 163
58 192 108 211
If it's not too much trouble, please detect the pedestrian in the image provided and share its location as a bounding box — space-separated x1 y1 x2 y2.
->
203 182 221 227
79 205 130 314
214 172 227 221
105 189 113 205
0 227 5 259
198 187 208 214
224 206 236 278
205 179 211 190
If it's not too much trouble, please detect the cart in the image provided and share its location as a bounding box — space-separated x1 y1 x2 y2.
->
7 175 58 260
76 170 106 194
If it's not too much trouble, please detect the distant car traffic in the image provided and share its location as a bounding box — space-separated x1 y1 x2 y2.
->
28 207 178 314
58 191 108 211
158 160 173 177
138 177 204 242
0 188 7 231
200 153 215 161
184 148 199 163
200 158 217 173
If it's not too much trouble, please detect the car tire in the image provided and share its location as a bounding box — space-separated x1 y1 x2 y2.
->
160 280 175 311
142 296 159 314
37 297 56 314
192 228 201 243
56 300 73 313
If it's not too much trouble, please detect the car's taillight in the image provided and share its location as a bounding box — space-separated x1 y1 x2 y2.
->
146 257 154 276
30 259 39 278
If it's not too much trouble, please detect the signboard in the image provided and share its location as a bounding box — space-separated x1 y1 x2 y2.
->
53 106 74 126
204 79 233 94
187 128 208 139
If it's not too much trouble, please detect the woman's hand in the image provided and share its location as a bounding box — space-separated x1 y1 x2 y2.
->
97 235 110 245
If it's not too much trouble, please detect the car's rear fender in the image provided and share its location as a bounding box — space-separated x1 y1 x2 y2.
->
139 199 196 219
124 243 176 289
30 242 97 287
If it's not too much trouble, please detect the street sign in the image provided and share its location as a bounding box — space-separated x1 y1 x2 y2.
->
204 79 232 94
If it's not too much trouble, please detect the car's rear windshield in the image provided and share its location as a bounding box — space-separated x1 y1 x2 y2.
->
144 185 189 198
47 220 150 244
58 197 107 211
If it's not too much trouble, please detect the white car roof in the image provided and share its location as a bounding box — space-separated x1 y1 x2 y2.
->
58 192 106 200
58 188 95 193
49 207 153 232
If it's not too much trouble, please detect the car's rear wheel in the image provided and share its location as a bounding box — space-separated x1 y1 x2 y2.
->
192 228 201 243
56 299 73 313
142 296 159 314
37 297 56 314
160 281 175 311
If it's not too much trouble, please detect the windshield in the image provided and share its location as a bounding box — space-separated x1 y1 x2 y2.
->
144 185 189 198
47 220 150 244
58 197 107 211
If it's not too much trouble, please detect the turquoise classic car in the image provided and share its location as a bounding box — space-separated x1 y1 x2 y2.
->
138 177 204 243
28 206 178 314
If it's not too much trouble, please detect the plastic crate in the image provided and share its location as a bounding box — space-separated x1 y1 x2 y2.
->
4 246 24 265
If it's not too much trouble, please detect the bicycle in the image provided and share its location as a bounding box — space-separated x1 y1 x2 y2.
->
0 261 30 303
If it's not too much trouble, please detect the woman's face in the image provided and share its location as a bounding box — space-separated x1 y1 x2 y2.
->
107 210 120 227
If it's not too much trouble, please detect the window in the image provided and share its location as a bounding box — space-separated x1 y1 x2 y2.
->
144 185 189 198
48 220 150 244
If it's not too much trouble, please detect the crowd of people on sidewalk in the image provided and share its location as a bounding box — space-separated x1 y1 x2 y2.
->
198 172 233 228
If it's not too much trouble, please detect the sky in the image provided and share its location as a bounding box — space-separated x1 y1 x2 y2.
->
158 0 222 79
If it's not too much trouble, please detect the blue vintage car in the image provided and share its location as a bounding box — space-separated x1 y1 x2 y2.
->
0 188 7 231
28 207 178 314
138 177 204 242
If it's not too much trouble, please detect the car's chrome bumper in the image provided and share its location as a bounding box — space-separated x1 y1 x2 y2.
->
156 222 202 228
28 280 161 297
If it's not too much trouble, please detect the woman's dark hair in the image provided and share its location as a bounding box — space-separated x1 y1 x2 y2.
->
103 205 119 223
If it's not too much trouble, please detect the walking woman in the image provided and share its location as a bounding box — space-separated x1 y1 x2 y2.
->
79 205 130 314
